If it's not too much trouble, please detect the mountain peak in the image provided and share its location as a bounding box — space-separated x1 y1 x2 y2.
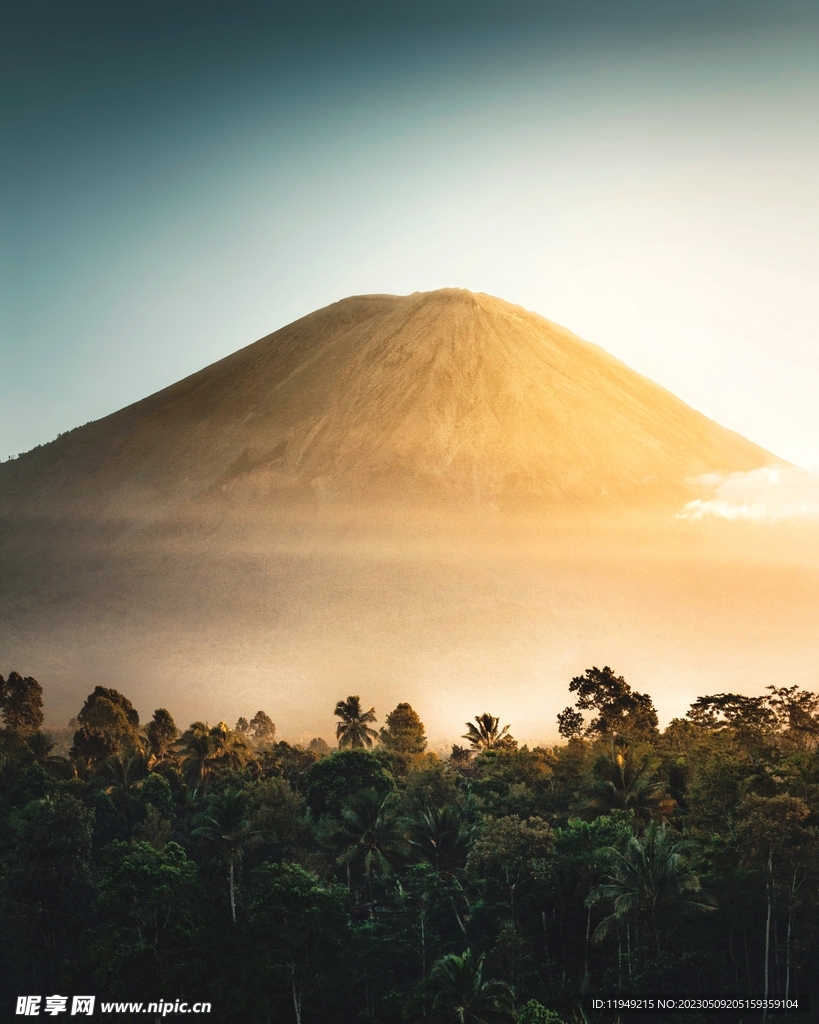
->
1 289 775 517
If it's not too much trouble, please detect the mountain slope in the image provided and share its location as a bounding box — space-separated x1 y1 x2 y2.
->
0 289 776 519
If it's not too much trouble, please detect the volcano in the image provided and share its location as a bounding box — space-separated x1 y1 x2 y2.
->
0 289 774 520
3 289 814 743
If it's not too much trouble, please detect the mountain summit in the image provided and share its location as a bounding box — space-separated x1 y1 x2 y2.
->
1 289 775 519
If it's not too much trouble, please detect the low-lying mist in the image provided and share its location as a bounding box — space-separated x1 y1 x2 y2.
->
4 500 818 747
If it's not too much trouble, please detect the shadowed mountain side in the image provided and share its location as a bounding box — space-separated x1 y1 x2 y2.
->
0 289 777 523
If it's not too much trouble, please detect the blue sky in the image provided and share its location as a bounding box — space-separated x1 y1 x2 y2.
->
3 0 818 465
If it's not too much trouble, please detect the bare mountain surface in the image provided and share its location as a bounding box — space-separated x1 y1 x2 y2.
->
3 289 812 740
0 289 775 520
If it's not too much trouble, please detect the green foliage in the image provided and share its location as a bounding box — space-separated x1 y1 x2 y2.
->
3 792 95 983
517 1000 567 1023
192 787 262 924
246 776 311 863
2 668 819 1019
417 947 515 1022
588 739 671 820
250 862 350 1021
380 702 427 754
0 671 44 735
146 708 178 761
256 739 321 787
71 686 143 768
177 720 253 795
94 840 200 995
304 748 394 816
469 815 553 889
138 770 175 819
590 821 715 954
78 685 140 729
408 802 474 876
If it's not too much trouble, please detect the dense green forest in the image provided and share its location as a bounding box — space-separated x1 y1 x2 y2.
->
1 667 817 1023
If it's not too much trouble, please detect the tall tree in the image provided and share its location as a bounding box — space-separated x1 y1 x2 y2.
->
765 685 819 751
77 686 140 729
94 840 200 996
468 815 552 930
380 703 427 754
462 713 515 751
0 671 44 735
3 793 95 986
334 789 404 902
590 822 715 956
250 862 350 1024
334 696 378 749
93 752 151 826
192 788 262 925
408 804 474 877
559 666 658 740
735 794 813 1002
146 709 178 762
248 710 276 748
72 686 142 764
304 749 394 817
687 693 776 734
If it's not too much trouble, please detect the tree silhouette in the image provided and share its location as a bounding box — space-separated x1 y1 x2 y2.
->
736 794 813 1002
380 702 427 754
0 672 44 735
334 696 378 749
462 713 514 751
145 709 178 763
560 666 658 740
247 710 276 747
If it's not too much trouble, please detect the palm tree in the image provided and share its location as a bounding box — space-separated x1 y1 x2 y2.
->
93 752 150 824
419 948 515 1023
408 803 475 935
408 804 474 877
334 789 404 903
462 713 514 752
177 721 252 796
334 696 378 749
25 731 73 778
589 821 715 955
192 788 262 924
589 739 673 821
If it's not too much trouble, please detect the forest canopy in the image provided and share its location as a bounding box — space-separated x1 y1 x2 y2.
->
1 669 818 1023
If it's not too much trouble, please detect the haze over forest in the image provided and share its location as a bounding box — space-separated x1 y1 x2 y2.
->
2 289 818 745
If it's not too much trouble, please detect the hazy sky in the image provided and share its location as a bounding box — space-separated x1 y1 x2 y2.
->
3 0 818 466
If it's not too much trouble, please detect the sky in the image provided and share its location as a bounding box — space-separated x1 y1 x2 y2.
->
2 0 818 467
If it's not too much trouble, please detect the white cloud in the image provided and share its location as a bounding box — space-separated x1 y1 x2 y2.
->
679 465 819 521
